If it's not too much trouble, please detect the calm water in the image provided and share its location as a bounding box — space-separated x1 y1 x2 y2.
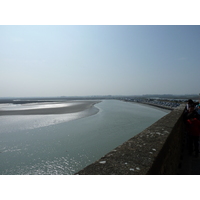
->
0 100 169 175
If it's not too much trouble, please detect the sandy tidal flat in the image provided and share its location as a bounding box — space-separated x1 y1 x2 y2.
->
0 101 101 115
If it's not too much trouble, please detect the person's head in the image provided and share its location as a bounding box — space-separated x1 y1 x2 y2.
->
188 99 194 104
188 104 195 112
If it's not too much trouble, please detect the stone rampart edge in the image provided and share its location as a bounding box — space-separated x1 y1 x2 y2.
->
75 105 185 175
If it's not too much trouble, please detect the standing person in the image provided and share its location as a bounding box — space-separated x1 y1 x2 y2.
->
184 101 200 121
185 99 194 112
196 103 200 115
185 104 200 157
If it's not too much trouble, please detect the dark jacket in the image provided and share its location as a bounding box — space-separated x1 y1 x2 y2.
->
183 110 200 122
186 118 200 136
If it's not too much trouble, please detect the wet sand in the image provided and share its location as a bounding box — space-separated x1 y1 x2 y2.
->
0 101 101 116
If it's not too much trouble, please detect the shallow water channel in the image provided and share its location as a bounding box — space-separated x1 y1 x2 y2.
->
0 100 169 175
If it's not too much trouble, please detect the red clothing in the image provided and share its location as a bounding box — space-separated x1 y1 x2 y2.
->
186 118 200 136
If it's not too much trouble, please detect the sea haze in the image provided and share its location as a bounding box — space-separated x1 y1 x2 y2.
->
0 100 169 175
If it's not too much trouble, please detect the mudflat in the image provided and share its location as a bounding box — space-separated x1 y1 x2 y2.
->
0 101 101 115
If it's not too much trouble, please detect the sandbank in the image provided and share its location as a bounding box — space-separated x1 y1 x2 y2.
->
0 101 101 116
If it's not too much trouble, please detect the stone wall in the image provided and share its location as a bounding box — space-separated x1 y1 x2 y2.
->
75 104 185 175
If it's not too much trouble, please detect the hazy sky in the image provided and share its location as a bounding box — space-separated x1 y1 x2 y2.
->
1 25 200 97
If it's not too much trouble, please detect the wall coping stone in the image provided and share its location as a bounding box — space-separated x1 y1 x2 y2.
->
75 104 185 175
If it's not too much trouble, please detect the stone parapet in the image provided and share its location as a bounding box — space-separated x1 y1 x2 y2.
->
75 104 185 175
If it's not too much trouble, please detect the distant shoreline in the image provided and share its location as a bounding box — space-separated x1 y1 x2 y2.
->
0 101 101 116
123 100 174 111
136 102 174 111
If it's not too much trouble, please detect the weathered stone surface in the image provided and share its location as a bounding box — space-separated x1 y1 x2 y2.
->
75 104 185 175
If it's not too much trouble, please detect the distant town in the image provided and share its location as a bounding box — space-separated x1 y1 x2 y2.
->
0 94 199 110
